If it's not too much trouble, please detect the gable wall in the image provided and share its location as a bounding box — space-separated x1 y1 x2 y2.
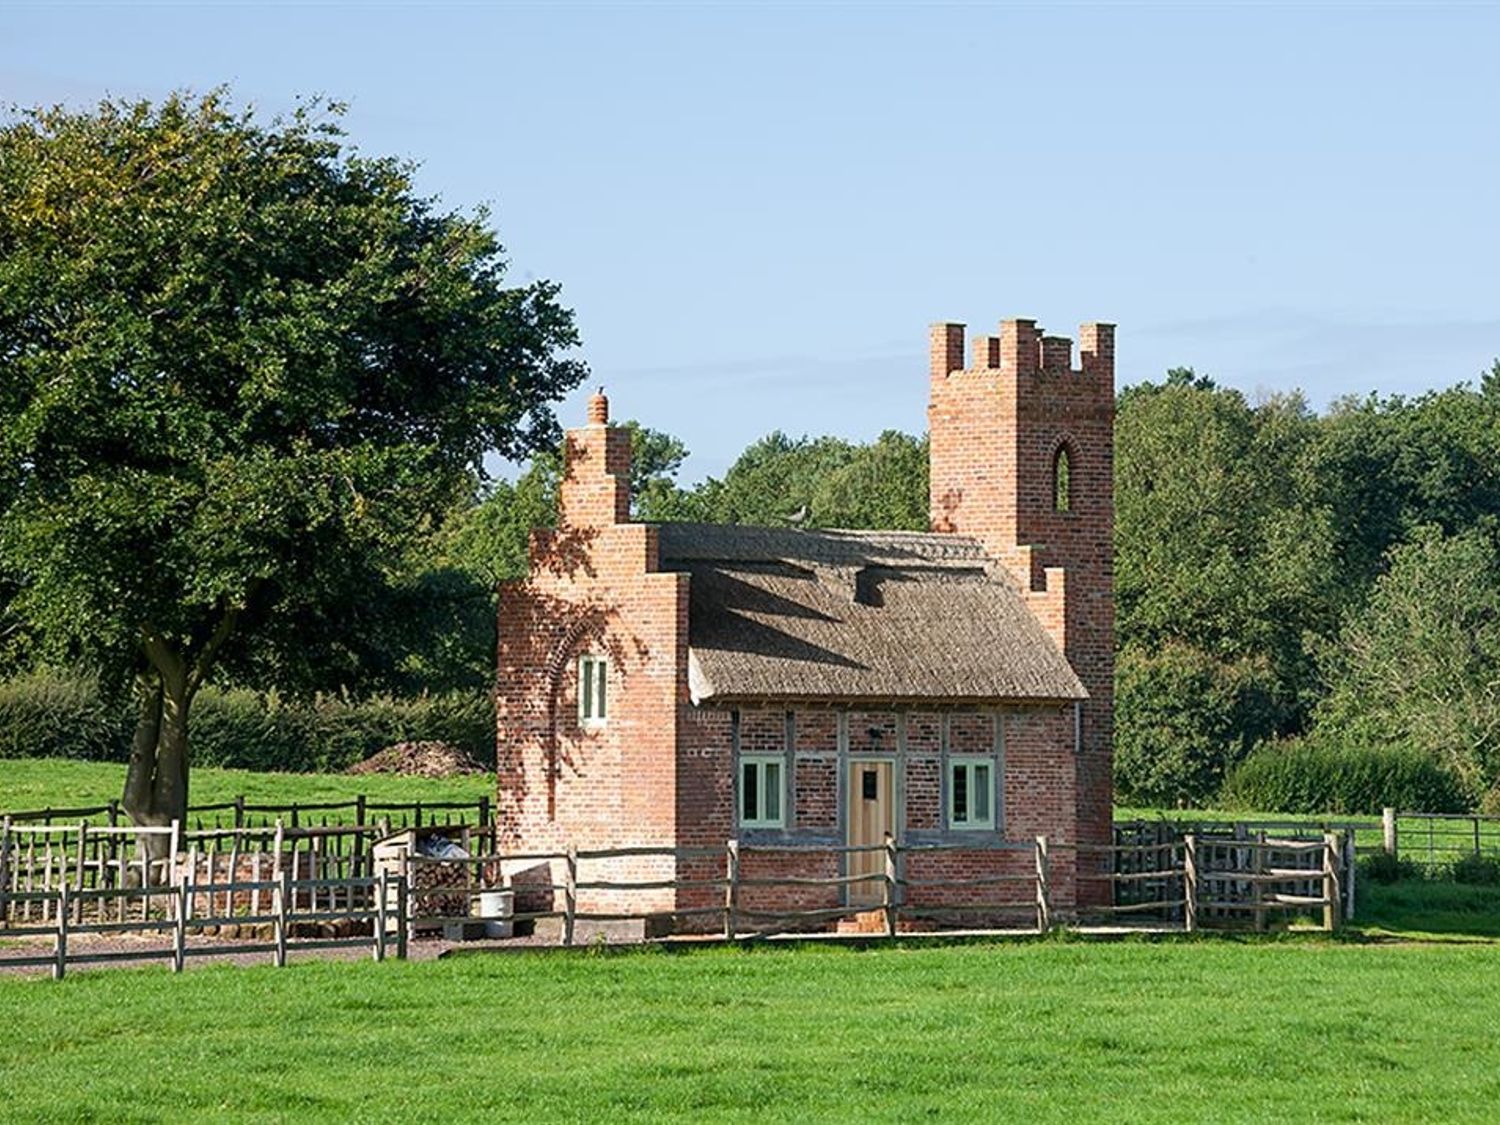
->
495 520 688 915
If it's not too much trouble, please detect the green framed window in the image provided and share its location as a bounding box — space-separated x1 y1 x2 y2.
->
578 654 608 724
739 755 784 829
948 759 994 830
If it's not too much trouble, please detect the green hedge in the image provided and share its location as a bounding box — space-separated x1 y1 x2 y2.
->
0 668 494 773
0 668 133 762
1221 741 1469 815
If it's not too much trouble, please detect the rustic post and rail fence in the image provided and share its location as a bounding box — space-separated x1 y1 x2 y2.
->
1 811 1369 978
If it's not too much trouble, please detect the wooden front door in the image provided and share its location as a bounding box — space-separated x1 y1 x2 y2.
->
847 760 894 906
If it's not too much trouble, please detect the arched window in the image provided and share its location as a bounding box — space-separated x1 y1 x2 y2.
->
1053 446 1072 513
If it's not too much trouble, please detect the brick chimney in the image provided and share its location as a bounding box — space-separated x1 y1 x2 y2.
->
558 388 631 528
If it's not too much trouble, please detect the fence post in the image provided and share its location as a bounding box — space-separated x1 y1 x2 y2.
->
1343 832 1357 920
1475 816 1483 860
352 796 368 883
1253 830 1266 933
1322 831 1342 932
723 839 739 941
0 815 11 928
883 833 898 938
73 822 88 924
374 874 388 962
1382 807 1397 858
167 819 182 889
1034 835 1051 935
563 844 578 947
395 869 409 961
174 871 189 973
54 883 69 980
107 800 119 829
1183 834 1198 934
274 866 290 968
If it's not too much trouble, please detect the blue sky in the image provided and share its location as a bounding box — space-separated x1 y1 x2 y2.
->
4 3 1498 480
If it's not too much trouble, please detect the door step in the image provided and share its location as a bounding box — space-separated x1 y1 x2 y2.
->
834 909 941 936
835 909 888 935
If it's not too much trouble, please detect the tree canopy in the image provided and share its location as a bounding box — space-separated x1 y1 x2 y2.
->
0 92 586 829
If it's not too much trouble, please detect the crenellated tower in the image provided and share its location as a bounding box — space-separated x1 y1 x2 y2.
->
927 317 1115 856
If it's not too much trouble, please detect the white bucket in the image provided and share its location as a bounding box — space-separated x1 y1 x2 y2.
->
476 889 515 939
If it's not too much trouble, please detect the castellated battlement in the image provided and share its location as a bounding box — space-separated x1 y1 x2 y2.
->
929 319 1115 382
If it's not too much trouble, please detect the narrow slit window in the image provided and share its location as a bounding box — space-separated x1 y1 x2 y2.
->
1054 446 1072 512
740 755 785 829
578 654 608 724
948 759 995 830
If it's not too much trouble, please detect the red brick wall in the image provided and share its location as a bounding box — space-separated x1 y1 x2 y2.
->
496 410 689 917
669 704 1080 927
928 317 1114 899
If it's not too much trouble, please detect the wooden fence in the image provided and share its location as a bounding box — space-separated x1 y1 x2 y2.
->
0 869 408 979
1380 809 1500 869
1104 822 1358 926
1 826 1351 977
1115 808 1500 881
0 815 492 928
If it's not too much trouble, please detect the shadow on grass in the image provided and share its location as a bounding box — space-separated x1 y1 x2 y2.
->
1349 880 1500 942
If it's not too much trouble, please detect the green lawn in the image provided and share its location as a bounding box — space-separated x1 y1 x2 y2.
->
3 941 1499 1122
1 757 493 818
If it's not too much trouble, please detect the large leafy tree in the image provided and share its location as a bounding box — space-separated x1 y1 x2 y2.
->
0 92 586 833
1113 371 1337 802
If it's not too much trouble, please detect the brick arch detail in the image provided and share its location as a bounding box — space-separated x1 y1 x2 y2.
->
542 614 608 818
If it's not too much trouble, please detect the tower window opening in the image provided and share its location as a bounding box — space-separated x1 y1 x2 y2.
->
1053 446 1072 513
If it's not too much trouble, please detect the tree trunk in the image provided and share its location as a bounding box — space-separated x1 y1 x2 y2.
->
120 666 194 878
123 609 239 880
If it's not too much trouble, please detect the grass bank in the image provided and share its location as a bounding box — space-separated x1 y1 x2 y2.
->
0 757 492 816
3 941 1499 1121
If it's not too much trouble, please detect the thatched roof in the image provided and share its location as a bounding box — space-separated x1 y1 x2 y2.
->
657 524 1085 704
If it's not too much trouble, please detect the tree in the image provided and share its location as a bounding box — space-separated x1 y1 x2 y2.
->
678 430 927 530
1113 372 1338 801
1313 525 1500 803
0 92 586 836
1309 381 1500 599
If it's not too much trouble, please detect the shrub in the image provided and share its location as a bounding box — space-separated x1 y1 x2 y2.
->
1451 854 1500 886
0 668 493 773
1221 741 1469 815
0 667 132 761
1359 851 1424 885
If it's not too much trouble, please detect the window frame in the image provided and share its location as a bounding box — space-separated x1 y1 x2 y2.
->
947 757 996 831
738 753 786 830
577 653 608 726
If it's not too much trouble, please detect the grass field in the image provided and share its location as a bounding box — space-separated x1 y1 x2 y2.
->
0 757 493 815
3 941 1499 1122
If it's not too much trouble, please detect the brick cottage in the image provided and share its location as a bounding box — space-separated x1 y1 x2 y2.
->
496 316 1115 929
